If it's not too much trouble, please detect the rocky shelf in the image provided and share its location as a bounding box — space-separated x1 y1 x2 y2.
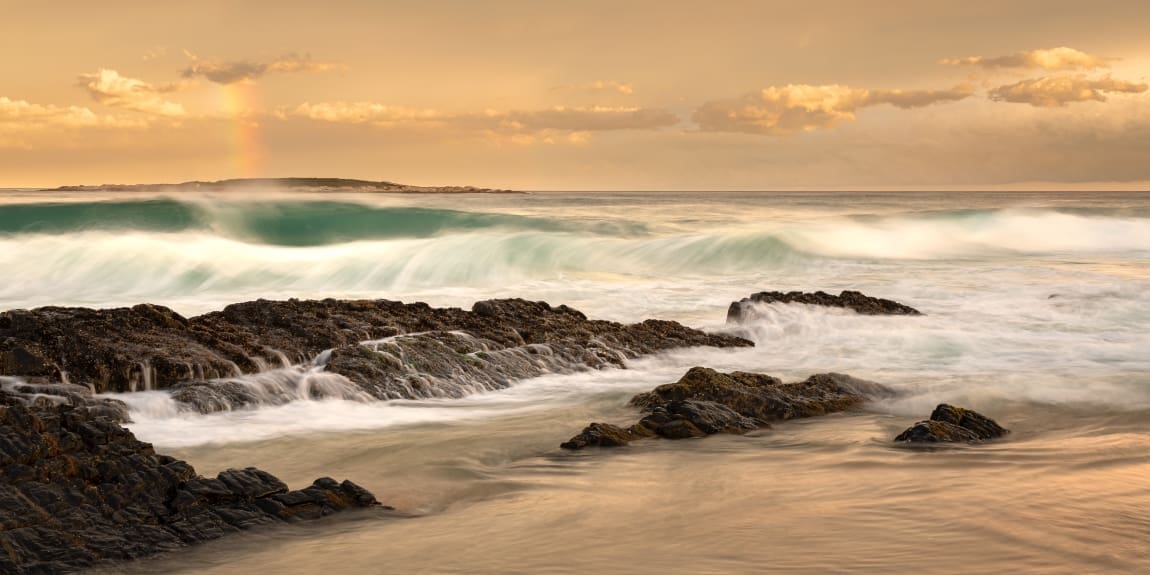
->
0 386 383 574
0 298 752 413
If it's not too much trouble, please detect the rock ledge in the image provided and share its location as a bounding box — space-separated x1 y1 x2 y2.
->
0 388 382 574
727 290 921 322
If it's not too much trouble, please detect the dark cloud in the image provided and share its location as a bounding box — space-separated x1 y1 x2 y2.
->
181 53 338 84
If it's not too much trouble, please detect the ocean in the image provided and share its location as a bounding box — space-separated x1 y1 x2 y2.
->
3 189 1150 573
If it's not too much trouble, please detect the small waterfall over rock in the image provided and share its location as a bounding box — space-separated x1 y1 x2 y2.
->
166 363 374 413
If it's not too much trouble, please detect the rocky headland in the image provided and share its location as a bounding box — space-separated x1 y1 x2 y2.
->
50 177 519 194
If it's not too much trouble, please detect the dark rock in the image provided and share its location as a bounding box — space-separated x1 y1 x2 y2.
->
1 299 751 411
561 367 891 449
559 423 643 449
727 290 922 323
644 400 759 436
894 404 1009 443
0 380 131 423
0 389 381 574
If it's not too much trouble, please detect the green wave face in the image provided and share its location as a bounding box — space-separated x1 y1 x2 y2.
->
0 199 645 245
0 199 198 235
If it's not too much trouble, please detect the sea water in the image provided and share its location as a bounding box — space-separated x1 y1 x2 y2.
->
2 190 1149 573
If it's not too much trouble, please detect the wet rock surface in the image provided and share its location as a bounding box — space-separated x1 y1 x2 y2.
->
895 404 1009 443
0 378 131 423
561 367 890 449
727 290 922 322
0 387 382 574
1 298 752 410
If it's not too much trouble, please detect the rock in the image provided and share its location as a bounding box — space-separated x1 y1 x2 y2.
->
0 388 383 573
0 306 245 393
638 400 759 439
1 299 752 411
0 379 130 423
727 290 922 323
559 423 643 449
561 367 891 449
894 404 1009 443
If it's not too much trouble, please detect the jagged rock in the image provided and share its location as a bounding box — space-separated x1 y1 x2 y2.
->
727 290 922 323
0 299 751 411
0 388 382 574
894 404 1009 443
561 367 891 449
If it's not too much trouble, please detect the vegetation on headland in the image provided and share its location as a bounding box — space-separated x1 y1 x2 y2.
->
50 177 520 194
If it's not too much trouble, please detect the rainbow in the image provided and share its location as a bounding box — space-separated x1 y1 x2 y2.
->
221 83 265 178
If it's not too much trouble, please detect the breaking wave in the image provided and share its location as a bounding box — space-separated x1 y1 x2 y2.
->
0 198 646 245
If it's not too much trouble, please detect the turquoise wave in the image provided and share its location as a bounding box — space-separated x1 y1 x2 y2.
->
0 199 646 246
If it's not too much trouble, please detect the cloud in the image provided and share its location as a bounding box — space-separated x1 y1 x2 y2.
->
868 86 976 109
0 96 146 129
181 53 339 84
473 106 677 132
0 96 148 147
287 102 678 135
77 69 186 117
943 47 1109 70
289 102 441 125
554 80 635 95
693 84 973 135
989 75 1148 107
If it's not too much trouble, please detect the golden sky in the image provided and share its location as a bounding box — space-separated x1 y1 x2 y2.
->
2 0 1149 189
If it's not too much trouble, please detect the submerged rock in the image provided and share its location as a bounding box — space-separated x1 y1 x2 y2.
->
0 298 752 411
0 388 382 574
561 367 891 449
727 290 922 323
894 404 1009 443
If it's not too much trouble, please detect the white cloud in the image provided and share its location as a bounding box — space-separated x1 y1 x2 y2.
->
693 84 973 135
289 102 442 125
0 96 149 147
0 96 146 129
77 69 186 117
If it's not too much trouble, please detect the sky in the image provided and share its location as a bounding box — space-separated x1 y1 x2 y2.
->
2 0 1149 190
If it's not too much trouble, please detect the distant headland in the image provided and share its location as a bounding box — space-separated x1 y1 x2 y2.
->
50 177 521 194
